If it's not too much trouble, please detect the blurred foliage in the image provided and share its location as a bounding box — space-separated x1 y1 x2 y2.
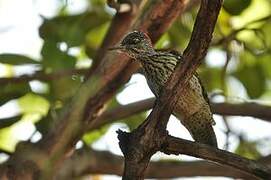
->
83 125 109 145
0 115 22 129
0 54 40 65
39 11 110 47
0 0 270 155
223 0 252 15
0 83 31 106
121 112 147 131
235 138 262 159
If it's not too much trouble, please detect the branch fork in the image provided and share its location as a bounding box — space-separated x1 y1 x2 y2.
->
117 118 169 179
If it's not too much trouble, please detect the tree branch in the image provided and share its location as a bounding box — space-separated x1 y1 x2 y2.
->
212 102 271 121
88 98 271 130
57 147 267 179
163 136 271 179
0 69 88 84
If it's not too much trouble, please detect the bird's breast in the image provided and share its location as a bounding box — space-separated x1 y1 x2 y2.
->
144 68 209 118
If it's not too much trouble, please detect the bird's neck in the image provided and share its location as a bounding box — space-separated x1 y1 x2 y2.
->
135 50 180 96
137 51 179 83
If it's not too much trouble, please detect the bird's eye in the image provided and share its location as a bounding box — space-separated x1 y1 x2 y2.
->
133 38 140 43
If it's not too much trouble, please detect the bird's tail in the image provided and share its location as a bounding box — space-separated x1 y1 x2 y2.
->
181 110 218 147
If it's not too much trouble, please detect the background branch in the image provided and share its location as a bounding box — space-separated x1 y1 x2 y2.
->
212 102 271 121
89 98 271 130
0 69 88 84
56 147 271 179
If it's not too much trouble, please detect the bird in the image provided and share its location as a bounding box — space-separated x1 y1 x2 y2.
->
109 31 217 147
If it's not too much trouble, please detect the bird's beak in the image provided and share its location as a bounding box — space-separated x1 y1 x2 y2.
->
108 45 126 51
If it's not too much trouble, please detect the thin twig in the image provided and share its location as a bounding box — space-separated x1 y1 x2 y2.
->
212 14 271 46
0 69 88 84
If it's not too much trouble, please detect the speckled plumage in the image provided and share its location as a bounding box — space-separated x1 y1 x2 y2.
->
113 31 217 147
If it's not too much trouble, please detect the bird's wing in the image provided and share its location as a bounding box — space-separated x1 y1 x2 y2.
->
194 72 211 106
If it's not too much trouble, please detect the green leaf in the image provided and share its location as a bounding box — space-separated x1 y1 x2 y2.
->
85 22 110 58
0 54 39 65
0 115 22 129
223 0 252 15
41 40 76 71
260 54 271 79
35 109 55 135
198 67 223 92
216 9 233 35
235 139 261 159
49 76 81 102
18 93 50 115
0 83 31 106
0 127 18 152
168 19 192 49
233 63 266 99
261 22 271 48
122 112 147 131
154 33 170 49
0 114 42 152
90 0 106 6
83 126 109 145
39 11 110 47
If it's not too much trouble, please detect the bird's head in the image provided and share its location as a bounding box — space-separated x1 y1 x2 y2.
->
109 31 154 58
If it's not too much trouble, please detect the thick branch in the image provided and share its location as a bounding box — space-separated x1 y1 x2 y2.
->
163 136 271 179
57 148 263 179
89 98 271 130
